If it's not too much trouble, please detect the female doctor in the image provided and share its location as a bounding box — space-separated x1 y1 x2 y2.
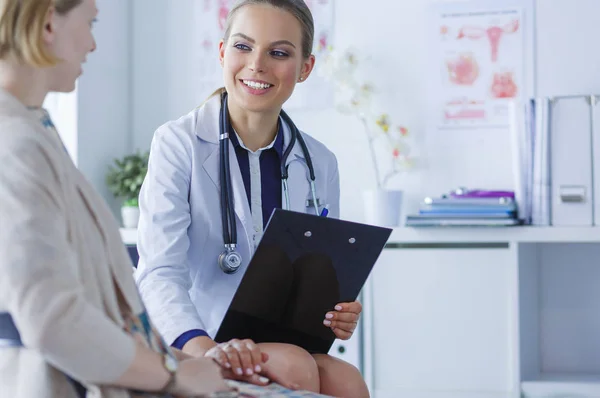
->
135 0 368 396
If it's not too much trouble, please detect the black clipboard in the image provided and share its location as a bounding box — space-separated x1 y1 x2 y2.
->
215 209 392 354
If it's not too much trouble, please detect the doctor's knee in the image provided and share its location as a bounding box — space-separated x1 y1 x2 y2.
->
313 353 369 398
260 343 320 392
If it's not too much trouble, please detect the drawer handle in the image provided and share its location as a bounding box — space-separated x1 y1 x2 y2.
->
559 186 586 203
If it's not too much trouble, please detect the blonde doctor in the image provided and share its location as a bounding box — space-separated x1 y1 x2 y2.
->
135 0 368 397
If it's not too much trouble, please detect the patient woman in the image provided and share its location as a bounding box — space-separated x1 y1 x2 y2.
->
0 0 230 396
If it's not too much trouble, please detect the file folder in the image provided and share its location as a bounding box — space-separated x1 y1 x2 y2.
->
215 209 392 354
592 96 600 226
550 97 593 226
532 98 552 226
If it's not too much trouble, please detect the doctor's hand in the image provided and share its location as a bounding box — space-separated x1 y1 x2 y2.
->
324 301 362 340
205 338 271 386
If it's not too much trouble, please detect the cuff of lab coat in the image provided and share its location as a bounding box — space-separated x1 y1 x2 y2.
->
171 329 209 350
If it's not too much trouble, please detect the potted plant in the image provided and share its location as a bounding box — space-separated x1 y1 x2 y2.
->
106 150 149 229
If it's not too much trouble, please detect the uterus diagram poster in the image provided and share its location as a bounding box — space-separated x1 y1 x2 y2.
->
432 7 525 129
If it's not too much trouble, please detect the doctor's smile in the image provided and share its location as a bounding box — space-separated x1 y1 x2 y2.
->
240 79 274 95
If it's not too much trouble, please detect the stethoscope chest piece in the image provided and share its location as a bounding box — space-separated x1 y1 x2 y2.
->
218 245 242 274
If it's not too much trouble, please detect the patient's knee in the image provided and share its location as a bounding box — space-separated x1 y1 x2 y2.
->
260 343 320 392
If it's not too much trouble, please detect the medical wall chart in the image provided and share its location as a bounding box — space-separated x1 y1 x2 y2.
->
192 0 234 93
193 0 335 110
430 7 526 129
286 0 335 110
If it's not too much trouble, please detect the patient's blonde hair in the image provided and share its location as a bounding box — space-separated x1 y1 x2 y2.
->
0 0 82 67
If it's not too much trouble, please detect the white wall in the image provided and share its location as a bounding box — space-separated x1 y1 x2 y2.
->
74 0 600 220
130 0 536 223
75 0 132 213
44 90 78 163
131 0 176 149
535 0 600 97
131 0 214 153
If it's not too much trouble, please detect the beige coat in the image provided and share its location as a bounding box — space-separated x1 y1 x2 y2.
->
0 88 145 398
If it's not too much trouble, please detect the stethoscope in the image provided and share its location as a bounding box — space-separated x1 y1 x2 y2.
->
218 92 320 274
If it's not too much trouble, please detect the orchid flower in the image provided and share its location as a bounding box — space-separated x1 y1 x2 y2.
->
319 46 415 188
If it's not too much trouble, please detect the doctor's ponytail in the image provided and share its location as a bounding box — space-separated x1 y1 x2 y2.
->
198 87 227 108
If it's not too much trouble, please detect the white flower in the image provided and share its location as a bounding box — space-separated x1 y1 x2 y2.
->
319 47 372 114
319 47 360 81
319 46 415 188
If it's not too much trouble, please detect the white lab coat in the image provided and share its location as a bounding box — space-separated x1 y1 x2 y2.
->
135 94 340 344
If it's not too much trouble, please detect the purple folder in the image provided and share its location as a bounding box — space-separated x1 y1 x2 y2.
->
449 188 515 199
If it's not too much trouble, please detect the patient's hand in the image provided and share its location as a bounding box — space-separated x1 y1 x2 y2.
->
204 338 271 386
324 301 362 340
171 357 231 397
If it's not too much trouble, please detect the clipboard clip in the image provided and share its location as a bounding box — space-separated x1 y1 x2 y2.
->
306 198 323 208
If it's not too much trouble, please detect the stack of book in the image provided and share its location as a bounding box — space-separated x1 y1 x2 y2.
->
405 189 521 227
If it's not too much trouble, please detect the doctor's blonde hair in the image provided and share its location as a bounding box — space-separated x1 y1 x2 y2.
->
0 0 82 67
202 0 315 105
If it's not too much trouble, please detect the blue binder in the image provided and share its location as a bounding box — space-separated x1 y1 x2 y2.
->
215 209 392 354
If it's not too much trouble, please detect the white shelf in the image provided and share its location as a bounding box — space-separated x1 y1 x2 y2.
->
120 226 600 246
119 228 137 245
388 226 600 244
522 374 600 397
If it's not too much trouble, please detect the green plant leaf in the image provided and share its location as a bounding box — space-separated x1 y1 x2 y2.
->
105 150 149 201
123 198 139 207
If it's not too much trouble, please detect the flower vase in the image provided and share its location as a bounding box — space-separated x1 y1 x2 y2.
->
362 189 403 227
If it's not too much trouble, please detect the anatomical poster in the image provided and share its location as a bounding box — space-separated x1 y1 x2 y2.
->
285 0 335 110
433 7 525 129
193 0 235 86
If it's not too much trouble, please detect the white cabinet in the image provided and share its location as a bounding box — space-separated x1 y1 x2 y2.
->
328 321 362 370
363 227 600 398
365 244 517 398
